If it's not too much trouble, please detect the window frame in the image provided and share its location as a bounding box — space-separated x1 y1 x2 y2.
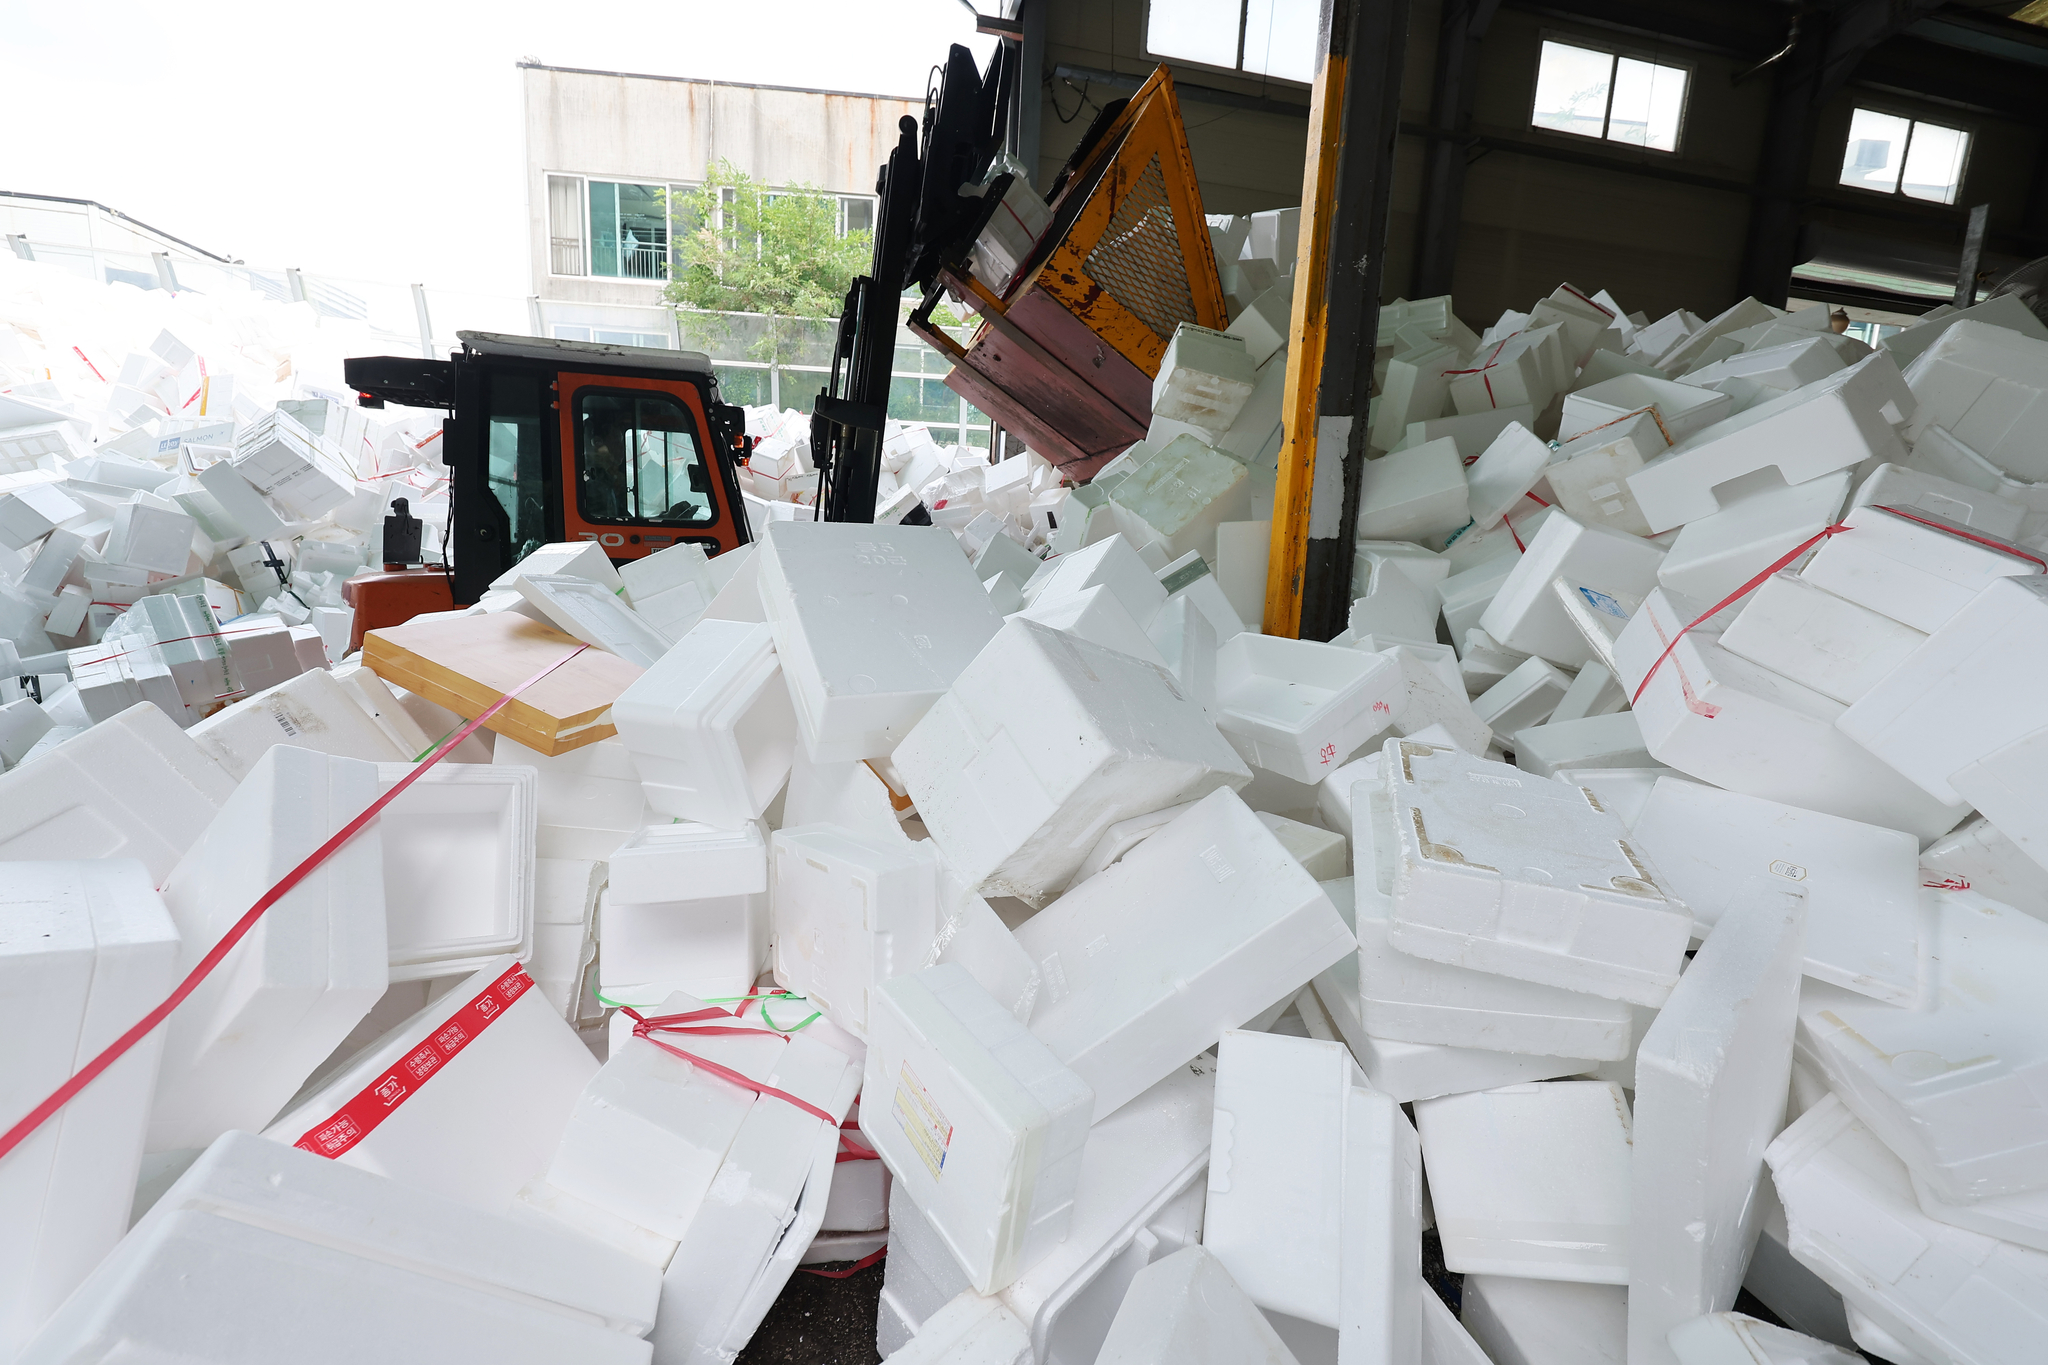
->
546 174 587 279
568 385 721 530
1835 104 1974 207
1527 32 1694 157
1141 0 1315 90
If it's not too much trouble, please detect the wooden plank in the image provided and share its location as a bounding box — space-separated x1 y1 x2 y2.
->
363 613 643 756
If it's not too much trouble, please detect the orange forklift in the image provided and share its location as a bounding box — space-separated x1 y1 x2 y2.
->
342 331 754 632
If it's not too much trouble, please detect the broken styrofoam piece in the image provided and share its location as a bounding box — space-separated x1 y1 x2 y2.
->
864 965 1092 1295
1837 574 2048 806
758 522 1005 762
1797 891 2048 1201
488 539 625 596
263 956 596 1212
1630 778 1919 1003
1628 885 1806 1365
1920 816 2048 923
372 761 534 982
612 618 797 827
1766 1094 2048 1365
1459 1274 1627 1365
0 860 179 1359
617 540 718 642
897 617 1248 904
1214 633 1402 783
1152 325 1257 439
1627 353 1914 534
886 1291 1034 1364
771 824 942 1040
17 1132 660 1365
1480 512 1666 668
148 747 385 1153
1613 587 1970 842
1666 1312 1862 1365
1018 788 1355 1123
527 857 602 1024
1418 1080 1633 1283
1716 571 1926 706
876 1058 1214 1363
1898 318 2048 481
1385 739 1692 1007
1348 552 1442 643
1356 439 1471 543
1092 1246 1300 1365
512 571 672 667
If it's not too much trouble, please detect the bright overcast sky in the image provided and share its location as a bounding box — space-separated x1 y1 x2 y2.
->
0 0 997 298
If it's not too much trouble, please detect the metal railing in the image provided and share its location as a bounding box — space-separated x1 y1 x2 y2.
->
549 238 584 276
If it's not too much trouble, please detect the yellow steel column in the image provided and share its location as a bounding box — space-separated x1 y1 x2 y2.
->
1263 0 1353 639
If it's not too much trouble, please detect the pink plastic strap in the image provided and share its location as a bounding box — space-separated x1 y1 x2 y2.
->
623 1006 837 1126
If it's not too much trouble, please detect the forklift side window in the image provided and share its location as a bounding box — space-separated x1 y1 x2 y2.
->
573 390 717 526
485 373 547 566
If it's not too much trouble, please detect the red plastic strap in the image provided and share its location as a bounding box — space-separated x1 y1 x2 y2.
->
1873 504 2048 572
623 1007 837 1126
294 963 534 1158
799 1245 888 1279
73 346 106 383
1628 525 1851 709
1573 403 1674 448
1560 284 1615 319
0 644 591 1168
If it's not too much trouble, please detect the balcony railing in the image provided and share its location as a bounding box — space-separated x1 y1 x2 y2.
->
550 238 584 276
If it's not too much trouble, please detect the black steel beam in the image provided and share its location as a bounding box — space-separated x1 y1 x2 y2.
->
1410 0 1503 300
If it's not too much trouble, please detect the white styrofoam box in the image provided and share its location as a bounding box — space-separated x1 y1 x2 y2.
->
1656 470 1849 607
1852 460 2025 540
1355 438 1471 542
324 663 428 760
1351 870 1633 1059
1613 588 1970 841
1796 892 2048 1201
0 861 178 1359
1463 422 1550 530
1559 373 1732 446
891 1291 1034 1364
18 1133 659 1365
1018 789 1355 1122
1880 294 2048 370
758 522 1004 762
1449 325 1568 418
1837 575 2048 805
1627 353 1913 534
1802 500 2041 635
1398 406 1539 466
1656 297 1781 372
1092 1246 1301 1365
876 1060 1215 1364
1226 280 1291 368
1766 1094 2048 1365
1157 548 1249 642
1371 342 1463 452
101 494 195 575
0 695 53 765
619 541 717 642
1684 334 1847 395
1017 582 1168 667
611 618 796 828
1479 512 1665 667
1632 777 1919 1001
511 571 671 667
1470 655 1571 735
1511 711 1654 777
1386 739 1691 1006
1202 1030 1361 1326
264 955 595 1211
1627 886 1806 1365
1423 1289 1494 1365
1348 553 1441 643
771 824 941 1040
373 762 534 982
1379 643 1495 754
1717 572 1926 706
1920 816 2048 923
1547 431 1660 537
1667 1312 1862 1365
1109 435 1251 565
598 842 769 1004
896 617 1248 903
1898 318 2048 480
970 170 1053 286
1440 558 1520 651
0 481 82 551
1152 325 1257 437
1255 811 1347 880
1460 1275 1627 1365
187 667 407 781
1418 1080 1632 1282
487 539 625 595
1214 634 1401 783
491 734 643 860
1025 533 1168 625
528 857 602 1023
1549 661 1625 724
1911 1158 2048 1255
864 966 1092 1294
1951 726 2048 877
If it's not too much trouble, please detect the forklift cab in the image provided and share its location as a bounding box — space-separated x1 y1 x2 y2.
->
345 331 752 617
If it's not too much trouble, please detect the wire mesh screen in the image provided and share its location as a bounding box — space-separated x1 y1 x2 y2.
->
1080 155 1197 342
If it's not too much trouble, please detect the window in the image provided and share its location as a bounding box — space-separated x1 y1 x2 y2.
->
1531 40 1688 153
588 181 670 280
550 325 671 349
573 390 716 526
841 195 876 237
1838 109 1970 205
484 372 548 569
1146 0 1317 84
548 175 585 276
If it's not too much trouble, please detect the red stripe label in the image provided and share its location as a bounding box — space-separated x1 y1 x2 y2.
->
295 963 532 1159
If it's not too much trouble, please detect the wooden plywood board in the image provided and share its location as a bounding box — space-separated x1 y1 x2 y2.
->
363 612 645 755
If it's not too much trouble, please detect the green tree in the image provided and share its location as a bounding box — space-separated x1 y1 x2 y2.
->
665 160 871 363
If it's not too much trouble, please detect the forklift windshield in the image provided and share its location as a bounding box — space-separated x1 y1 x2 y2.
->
574 389 716 526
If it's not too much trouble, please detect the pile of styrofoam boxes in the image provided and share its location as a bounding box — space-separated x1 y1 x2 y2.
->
15 234 2048 1365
